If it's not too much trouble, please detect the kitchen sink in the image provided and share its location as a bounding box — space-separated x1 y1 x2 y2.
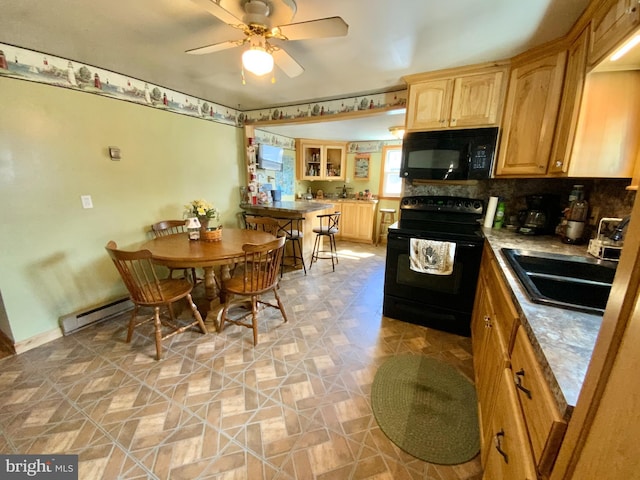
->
501 248 618 315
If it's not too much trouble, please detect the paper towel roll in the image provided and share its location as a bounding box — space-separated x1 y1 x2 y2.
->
484 196 499 228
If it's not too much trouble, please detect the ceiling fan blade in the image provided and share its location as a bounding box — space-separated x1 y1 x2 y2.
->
186 39 243 55
189 0 245 27
272 48 304 78
271 17 348 41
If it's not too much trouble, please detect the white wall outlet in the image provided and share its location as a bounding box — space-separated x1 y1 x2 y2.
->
81 195 93 209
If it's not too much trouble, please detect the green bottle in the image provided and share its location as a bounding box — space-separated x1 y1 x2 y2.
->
493 200 505 229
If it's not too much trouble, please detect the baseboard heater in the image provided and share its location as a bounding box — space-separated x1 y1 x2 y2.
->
59 296 133 335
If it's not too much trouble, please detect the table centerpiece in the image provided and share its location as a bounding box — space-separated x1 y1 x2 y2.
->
185 199 222 241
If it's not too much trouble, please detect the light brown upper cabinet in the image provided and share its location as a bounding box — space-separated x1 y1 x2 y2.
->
628 148 640 190
550 18 640 180
588 0 640 68
297 139 346 181
495 48 567 177
404 63 508 131
568 70 640 178
548 30 590 175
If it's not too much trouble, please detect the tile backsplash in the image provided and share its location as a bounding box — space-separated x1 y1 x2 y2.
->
404 178 635 228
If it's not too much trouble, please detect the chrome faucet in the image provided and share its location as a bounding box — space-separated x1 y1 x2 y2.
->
609 216 631 242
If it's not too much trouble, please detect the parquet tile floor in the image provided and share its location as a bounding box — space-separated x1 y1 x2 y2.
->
0 241 482 479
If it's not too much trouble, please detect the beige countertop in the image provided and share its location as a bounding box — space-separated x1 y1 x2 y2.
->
300 198 379 204
482 227 609 419
240 201 333 214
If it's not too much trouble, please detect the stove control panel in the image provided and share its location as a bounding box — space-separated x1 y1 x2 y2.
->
400 196 483 215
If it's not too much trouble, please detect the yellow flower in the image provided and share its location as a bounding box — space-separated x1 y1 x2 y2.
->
185 199 221 228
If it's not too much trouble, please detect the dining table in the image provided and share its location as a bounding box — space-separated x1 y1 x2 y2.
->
140 228 276 324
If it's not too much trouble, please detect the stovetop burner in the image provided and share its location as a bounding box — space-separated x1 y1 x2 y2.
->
400 196 484 215
394 196 485 237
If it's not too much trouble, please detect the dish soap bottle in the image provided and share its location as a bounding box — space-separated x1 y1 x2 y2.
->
493 199 505 229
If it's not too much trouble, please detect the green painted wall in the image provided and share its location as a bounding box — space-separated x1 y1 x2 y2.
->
0 77 244 344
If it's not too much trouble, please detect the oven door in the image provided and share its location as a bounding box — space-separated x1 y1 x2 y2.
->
383 231 484 336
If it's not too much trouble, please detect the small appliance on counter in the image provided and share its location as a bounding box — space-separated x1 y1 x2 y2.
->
561 185 589 244
588 217 624 261
517 194 560 235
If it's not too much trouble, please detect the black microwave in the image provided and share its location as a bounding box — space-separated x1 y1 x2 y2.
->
400 127 499 180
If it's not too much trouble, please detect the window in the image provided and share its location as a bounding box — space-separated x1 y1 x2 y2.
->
380 145 402 198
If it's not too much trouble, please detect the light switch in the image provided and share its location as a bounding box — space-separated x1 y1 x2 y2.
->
108 146 121 160
81 195 93 209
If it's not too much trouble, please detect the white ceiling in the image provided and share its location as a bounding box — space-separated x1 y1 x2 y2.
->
1 0 602 141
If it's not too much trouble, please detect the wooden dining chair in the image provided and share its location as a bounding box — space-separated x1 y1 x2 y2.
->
243 215 281 236
105 241 207 360
151 220 199 284
218 236 287 345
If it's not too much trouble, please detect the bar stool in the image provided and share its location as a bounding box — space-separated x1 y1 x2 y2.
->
276 217 307 277
310 212 341 272
377 208 396 246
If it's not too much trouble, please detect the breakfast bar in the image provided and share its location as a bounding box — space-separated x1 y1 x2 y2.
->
240 200 336 267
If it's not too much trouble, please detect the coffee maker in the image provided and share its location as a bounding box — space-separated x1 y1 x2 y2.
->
517 194 560 235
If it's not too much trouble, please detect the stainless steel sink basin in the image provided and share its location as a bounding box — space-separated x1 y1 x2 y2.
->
501 248 618 315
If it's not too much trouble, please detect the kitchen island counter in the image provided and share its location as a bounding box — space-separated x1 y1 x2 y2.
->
240 201 337 267
240 201 333 214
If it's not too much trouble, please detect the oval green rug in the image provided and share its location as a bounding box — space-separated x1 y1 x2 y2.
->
371 354 480 465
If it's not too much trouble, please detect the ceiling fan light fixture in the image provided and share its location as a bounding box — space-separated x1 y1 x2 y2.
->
389 126 405 139
242 36 274 76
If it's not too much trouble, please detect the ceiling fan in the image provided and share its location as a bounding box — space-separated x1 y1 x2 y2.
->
187 0 348 78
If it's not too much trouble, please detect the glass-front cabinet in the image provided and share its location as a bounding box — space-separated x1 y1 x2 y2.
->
298 139 346 181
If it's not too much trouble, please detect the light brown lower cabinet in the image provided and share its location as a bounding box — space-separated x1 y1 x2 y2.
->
335 201 376 243
511 327 567 477
473 244 519 467
483 368 538 480
473 245 567 479
472 260 510 467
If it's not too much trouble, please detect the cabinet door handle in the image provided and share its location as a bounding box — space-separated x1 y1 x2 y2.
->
555 160 563 167
494 430 509 464
514 369 532 399
484 315 492 329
